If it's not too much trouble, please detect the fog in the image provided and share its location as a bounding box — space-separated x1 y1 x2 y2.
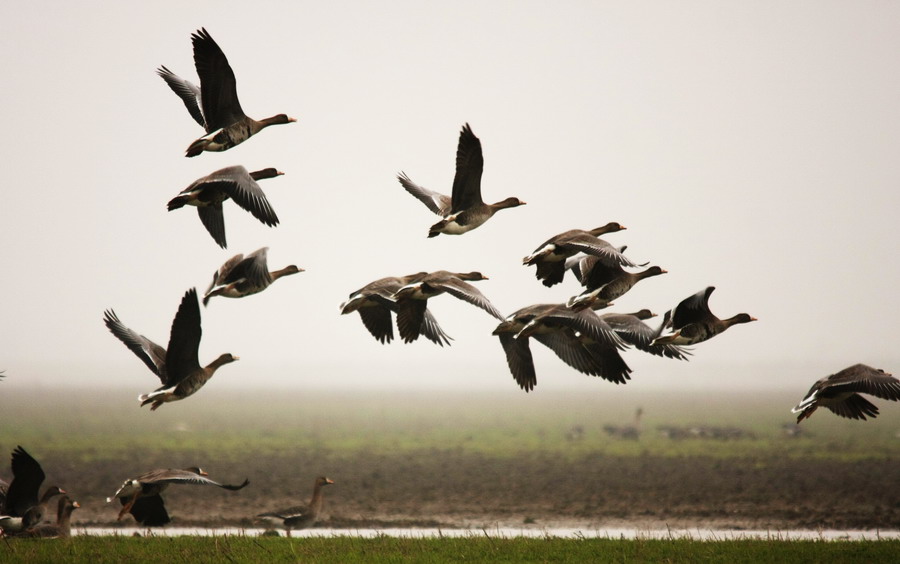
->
1 2 898 400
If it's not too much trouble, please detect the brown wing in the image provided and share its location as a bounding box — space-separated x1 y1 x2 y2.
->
164 289 203 387
398 172 452 216
497 333 537 392
450 123 484 212
103 310 168 382
4 446 45 517
671 286 716 329
191 28 246 130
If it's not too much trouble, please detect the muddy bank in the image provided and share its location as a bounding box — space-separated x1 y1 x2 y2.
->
40 449 899 531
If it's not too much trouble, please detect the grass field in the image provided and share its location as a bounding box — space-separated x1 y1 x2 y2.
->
1 386 897 461
1 386 898 533
2 536 899 563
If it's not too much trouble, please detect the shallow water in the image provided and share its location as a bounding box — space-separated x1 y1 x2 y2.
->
74 527 900 541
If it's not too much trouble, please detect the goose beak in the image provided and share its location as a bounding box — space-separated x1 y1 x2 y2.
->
326 478 335 485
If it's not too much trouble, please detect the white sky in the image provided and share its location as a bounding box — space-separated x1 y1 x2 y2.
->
1 1 898 398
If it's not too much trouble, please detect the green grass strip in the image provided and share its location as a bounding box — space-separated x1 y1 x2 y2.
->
2 536 898 564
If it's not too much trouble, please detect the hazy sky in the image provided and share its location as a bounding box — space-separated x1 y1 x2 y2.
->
1 1 898 398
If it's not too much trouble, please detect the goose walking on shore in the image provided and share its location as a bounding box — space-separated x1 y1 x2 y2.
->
258 476 334 536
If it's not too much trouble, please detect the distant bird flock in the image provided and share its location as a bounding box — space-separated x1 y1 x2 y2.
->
2 26 896 537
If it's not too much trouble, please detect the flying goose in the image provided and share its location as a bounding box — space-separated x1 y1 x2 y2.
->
652 287 756 346
566 257 667 311
398 123 525 237
108 467 249 526
391 271 503 343
103 288 239 410
203 247 302 305
493 304 628 391
0 447 66 534
599 310 691 361
157 28 296 157
523 223 639 287
258 476 334 536
513 304 632 385
340 274 452 346
792 364 900 423
167 165 282 249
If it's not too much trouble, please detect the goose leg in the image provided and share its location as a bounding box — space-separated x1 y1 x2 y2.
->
118 492 141 520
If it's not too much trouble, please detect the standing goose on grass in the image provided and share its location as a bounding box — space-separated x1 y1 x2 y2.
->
566 256 668 311
157 28 296 157
0 446 66 534
107 467 249 527
103 288 239 410
523 223 638 287
493 304 626 392
258 476 334 536
603 407 644 440
398 123 525 237
391 271 503 343
792 364 900 423
599 310 691 361
514 304 632 386
19 496 80 539
652 287 756 346
167 165 282 249
340 274 453 346
203 247 302 306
